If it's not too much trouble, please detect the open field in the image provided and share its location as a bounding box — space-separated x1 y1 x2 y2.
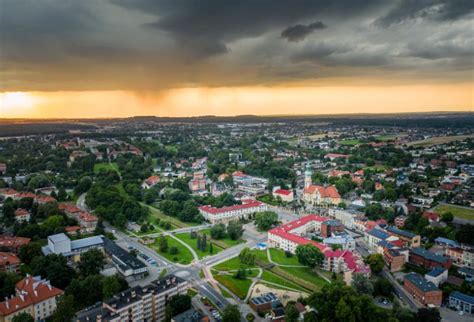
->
433 204 474 221
375 133 408 141
144 203 196 228
268 248 301 266
261 270 307 292
213 269 259 299
408 134 474 147
151 236 194 265
273 266 329 291
196 229 245 249
175 231 224 259
338 139 362 145
93 162 119 174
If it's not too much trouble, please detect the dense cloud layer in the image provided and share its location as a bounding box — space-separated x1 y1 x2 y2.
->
0 0 472 91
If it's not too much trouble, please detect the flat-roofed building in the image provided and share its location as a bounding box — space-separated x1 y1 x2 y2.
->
74 275 189 322
386 226 420 248
449 291 474 315
403 273 442 307
409 247 451 270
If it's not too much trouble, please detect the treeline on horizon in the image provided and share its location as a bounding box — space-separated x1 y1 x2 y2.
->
0 112 473 137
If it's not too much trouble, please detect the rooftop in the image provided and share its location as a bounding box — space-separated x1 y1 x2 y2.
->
404 273 440 293
426 267 446 277
386 226 417 239
411 247 449 264
450 291 474 305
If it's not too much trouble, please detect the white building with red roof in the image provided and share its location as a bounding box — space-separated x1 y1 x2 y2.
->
59 203 98 233
198 199 268 224
14 209 30 223
0 252 20 274
268 214 370 284
142 175 160 189
272 187 294 203
0 275 63 322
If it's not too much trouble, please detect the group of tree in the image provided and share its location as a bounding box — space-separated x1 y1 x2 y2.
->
210 221 243 241
254 211 279 230
239 247 256 266
295 244 325 268
158 189 203 223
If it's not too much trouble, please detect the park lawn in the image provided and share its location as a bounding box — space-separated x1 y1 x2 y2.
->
175 231 224 259
198 229 246 249
269 248 301 266
261 270 307 292
213 250 268 271
144 203 197 228
213 270 259 299
434 204 474 221
151 236 194 265
94 162 119 174
214 257 254 271
277 266 329 291
408 134 474 147
375 134 407 141
338 139 361 146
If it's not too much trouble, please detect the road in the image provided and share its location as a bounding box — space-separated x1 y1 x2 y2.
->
355 238 420 312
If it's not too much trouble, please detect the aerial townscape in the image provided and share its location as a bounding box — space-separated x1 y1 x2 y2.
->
0 114 472 322
1 1 473 321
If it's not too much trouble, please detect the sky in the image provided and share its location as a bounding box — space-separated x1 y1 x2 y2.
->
0 0 473 118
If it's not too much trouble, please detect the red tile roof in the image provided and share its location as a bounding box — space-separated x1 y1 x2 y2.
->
14 209 29 217
0 236 30 250
78 212 98 222
0 252 20 267
273 189 292 196
303 185 341 199
325 153 349 159
59 203 82 213
198 199 264 215
0 276 63 317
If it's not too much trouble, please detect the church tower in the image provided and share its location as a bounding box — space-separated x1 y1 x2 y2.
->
304 162 312 188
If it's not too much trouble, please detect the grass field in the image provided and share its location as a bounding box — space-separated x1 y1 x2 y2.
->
338 139 362 145
261 270 307 292
94 162 119 174
408 134 474 147
275 266 329 291
151 236 194 265
213 270 259 299
175 231 224 259
434 204 474 221
375 134 407 141
144 203 196 228
196 229 245 249
268 248 301 266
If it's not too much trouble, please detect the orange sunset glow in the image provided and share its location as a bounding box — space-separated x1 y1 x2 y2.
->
0 1 473 118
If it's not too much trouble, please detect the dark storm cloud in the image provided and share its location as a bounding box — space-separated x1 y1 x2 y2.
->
0 0 472 91
114 0 382 58
281 22 327 42
376 0 474 26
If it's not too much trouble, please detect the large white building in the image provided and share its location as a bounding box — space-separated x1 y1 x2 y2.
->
268 215 370 283
198 199 268 224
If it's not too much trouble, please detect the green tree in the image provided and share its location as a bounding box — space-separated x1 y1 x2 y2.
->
169 246 179 255
51 295 75 322
159 236 168 252
285 303 300 322
366 254 384 274
12 312 34 322
227 221 243 240
57 187 68 201
441 212 454 223
18 242 43 264
168 294 192 315
222 305 240 322
296 244 325 268
77 248 105 276
415 308 441 322
255 211 278 230
239 248 256 266
164 304 173 322
351 273 374 295
210 224 226 239
102 275 122 300
0 272 21 299
31 254 75 289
